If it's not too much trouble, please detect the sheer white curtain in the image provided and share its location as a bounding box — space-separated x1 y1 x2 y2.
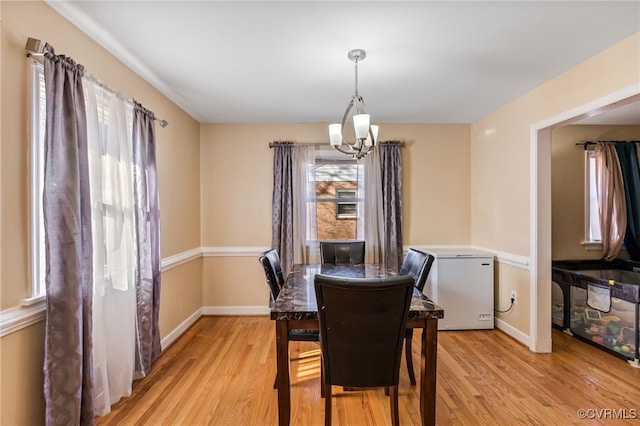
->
84 78 137 416
361 148 384 263
293 145 316 263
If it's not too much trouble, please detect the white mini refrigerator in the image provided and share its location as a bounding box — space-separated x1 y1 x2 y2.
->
424 248 495 330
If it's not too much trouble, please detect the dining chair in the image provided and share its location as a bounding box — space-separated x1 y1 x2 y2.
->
258 249 319 388
258 248 285 303
399 248 435 386
319 240 366 265
314 274 414 426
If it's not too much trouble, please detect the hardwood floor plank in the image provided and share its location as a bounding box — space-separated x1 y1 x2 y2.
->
96 316 640 425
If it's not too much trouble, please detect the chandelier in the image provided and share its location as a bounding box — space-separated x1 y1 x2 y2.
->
329 49 378 159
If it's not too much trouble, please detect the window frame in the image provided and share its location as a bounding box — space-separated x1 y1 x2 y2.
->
310 151 363 242
335 189 358 219
25 59 47 305
584 149 603 249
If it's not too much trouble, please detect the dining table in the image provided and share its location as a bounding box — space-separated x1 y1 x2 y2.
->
270 263 444 426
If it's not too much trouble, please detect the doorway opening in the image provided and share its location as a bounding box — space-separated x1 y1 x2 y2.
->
530 86 640 353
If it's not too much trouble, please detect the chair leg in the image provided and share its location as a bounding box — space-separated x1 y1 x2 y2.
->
405 329 417 386
273 373 278 389
325 385 332 426
389 385 399 426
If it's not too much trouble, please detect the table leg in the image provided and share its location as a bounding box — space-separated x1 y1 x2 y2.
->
420 319 438 426
276 320 291 426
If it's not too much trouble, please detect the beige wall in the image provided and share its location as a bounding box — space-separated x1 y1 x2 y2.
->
551 125 640 260
2 0 638 422
0 323 46 426
1 1 202 424
495 263 530 334
471 33 640 344
200 123 470 307
200 123 470 249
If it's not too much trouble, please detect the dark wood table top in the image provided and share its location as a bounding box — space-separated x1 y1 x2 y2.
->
270 263 444 321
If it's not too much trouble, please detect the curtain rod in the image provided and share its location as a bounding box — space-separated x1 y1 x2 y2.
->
25 38 169 129
575 140 640 150
269 141 406 148
269 142 325 148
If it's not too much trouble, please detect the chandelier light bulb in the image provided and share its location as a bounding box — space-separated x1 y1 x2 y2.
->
365 125 379 147
353 114 370 140
329 123 342 146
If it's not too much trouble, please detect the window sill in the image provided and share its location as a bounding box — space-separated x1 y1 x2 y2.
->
581 241 603 251
0 299 46 338
20 294 45 306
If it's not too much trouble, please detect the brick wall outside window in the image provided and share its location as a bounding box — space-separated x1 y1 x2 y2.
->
316 181 357 240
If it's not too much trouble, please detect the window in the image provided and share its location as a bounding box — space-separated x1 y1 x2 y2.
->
27 62 135 303
312 149 363 241
585 150 602 243
336 189 357 219
27 60 46 303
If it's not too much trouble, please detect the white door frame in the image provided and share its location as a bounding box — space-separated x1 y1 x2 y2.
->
529 84 640 353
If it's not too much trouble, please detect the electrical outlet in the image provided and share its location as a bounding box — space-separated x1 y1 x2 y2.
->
510 290 517 304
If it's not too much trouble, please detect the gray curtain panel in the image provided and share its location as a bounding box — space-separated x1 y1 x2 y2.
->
614 142 640 261
42 44 95 426
379 141 404 271
131 101 162 376
271 142 295 277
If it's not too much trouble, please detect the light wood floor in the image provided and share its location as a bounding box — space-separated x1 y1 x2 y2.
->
96 316 640 425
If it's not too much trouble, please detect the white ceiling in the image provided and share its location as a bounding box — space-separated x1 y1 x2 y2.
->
47 1 640 125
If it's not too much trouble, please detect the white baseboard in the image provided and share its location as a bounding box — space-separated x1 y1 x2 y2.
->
201 306 270 316
495 318 531 347
160 308 202 351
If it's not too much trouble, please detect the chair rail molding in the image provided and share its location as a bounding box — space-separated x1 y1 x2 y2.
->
2 246 205 337
0 302 46 338
406 245 530 270
161 247 203 272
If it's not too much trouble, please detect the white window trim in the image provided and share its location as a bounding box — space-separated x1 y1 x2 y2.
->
27 59 46 303
581 241 604 250
584 149 602 247
312 159 363 241
0 60 48 338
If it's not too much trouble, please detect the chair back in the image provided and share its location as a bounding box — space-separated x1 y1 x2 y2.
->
399 248 435 292
258 249 285 302
314 274 414 388
319 240 365 265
